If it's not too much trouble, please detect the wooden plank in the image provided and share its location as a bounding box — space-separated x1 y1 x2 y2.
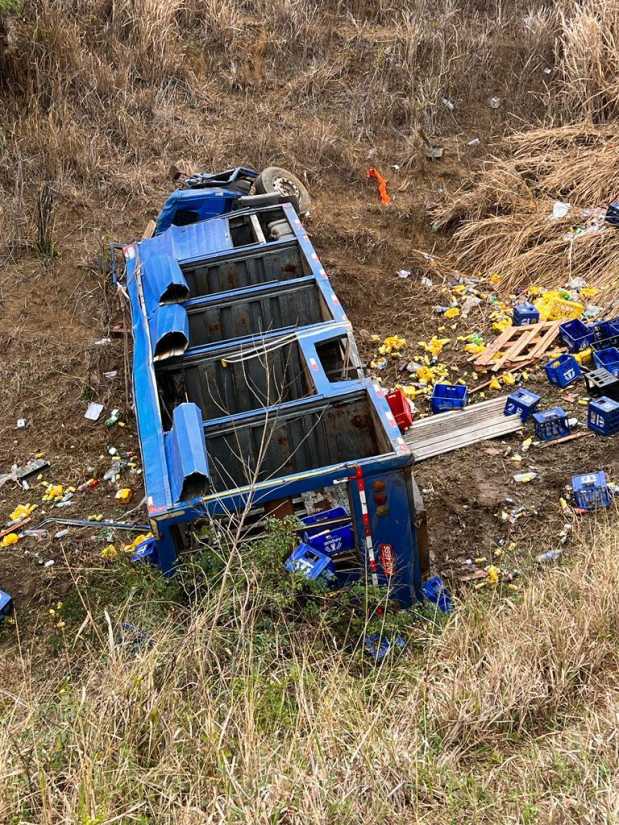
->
142 220 156 240
0 517 31 539
405 396 523 461
411 419 522 461
539 430 593 449
405 397 509 438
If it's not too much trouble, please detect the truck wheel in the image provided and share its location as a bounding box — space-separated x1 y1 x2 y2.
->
254 166 311 215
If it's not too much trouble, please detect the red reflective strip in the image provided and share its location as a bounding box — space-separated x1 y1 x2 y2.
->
369 559 377 572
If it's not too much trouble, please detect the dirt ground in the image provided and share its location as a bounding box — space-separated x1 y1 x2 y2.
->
1 147 617 647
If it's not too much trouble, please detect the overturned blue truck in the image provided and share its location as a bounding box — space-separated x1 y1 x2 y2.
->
121 166 429 608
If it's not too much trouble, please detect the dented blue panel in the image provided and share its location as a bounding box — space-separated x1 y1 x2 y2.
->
149 303 189 360
140 246 189 312
155 188 239 235
164 403 209 503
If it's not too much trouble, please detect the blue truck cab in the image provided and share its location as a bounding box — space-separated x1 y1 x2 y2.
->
122 169 427 608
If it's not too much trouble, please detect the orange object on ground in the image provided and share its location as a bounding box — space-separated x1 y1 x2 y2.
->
367 167 392 205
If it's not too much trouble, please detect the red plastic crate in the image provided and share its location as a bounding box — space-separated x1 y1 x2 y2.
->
387 388 414 432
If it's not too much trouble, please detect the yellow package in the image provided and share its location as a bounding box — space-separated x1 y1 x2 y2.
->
534 291 584 322
574 348 593 366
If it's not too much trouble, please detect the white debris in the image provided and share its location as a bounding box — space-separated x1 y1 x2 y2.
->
85 402 104 421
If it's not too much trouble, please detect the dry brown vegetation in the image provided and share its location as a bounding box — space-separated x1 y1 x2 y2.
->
1 1 619 823
1 521 618 823
432 1 619 298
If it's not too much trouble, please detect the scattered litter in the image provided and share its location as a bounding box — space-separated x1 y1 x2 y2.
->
424 143 444 160
1 533 19 547
367 168 392 205
103 370 118 380
94 337 112 346
101 544 118 560
42 559 55 568
486 565 501 585
0 590 13 623
0 458 50 489
115 487 133 503
441 97 455 111
461 295 481 317
551 201 571 220
42 483 64 502
487 96 501 109
537 550 562 564
108 446 119 456
54 529 70 539
16 418 28 430
85 402 104 422
467 137 480 146
397 269 411 279
421 276 433 289
9 503 37 521
105 409 121 428
513 472 537 483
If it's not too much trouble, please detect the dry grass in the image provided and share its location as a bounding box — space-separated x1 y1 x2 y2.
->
431 0 619 298
0 0 561 259
1 520 617 823
433 122 619 298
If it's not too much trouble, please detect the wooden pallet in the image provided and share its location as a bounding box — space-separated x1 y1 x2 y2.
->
474 321 561 372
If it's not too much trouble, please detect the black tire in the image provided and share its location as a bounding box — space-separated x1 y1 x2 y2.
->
254 166 311 215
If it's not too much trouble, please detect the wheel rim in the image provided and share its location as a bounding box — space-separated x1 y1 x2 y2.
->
272 175 301 201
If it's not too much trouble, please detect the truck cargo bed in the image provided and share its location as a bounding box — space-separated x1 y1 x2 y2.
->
205 394 385 491
187 281 328 348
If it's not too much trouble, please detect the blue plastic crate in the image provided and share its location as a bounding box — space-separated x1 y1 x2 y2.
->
512 302 540 326
431 383 468 414
544 354 582 388
363 633 406 663
301 507 349 538
592 347 619 376
305 524 355 557
595 318 619 349
588 396 619 436
533 407 570 441
0 589 13 622
559 319 595 352
504 388 541 420
571 471 613 510
422 576 453 614
131 537 158 564
285 543 335 582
